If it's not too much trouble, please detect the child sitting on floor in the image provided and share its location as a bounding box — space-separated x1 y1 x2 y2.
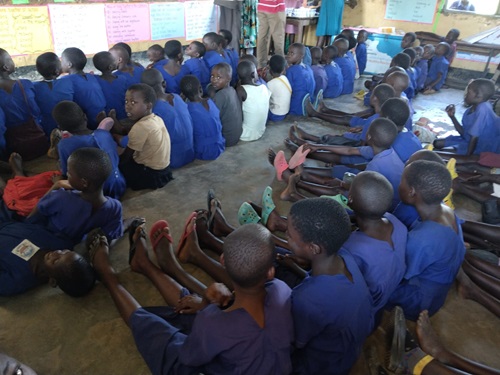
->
356 29 368 76
387 160 466 321
219 29 239 86
34 52 74 136
237 60 271 141
154 40 183 95
333 37 355 95
433 79 499 155
267 55 292 122
53 101 126 199
240 54 267 86
386 70 414 131
180 75 225 160
60 47 106 130
92 222 294 375
93 51 128 121
415 45 432 92
27 147 123 245
117 83 173 190
423 42 450 94
202 32 225 72
310 47 328 102
209 62 243 146
146 44 167 70
322 45 343 99
401 32 417 49
286 43 316 116
181 41 211 94
109 45 145 87
287 198 373 375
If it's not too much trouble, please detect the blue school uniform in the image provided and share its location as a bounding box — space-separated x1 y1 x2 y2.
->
33 78 74 135
404 68 416 100
443 101 499 155
355 42 367 75
334 55 355 95
152 59 169 70
187 99 225 160
204 50 225 72
415 59 429 91
58 130 126 200
343 213 407 314
425 55 449 91
332 145 375 180
180 58 211 94
225 48 239 85
62 74 106 129
286 64 315 115
387 215 466 321
96 75 128 120
343 113 380 143
392 130 422 163
311 65 328 100
154 66 182 95
115 66 146 87
323 61 343 98
292 249 373 375
0 107 5 157
0 79 41 128
401 92 414 132
130 279 293 375
392 202 420 230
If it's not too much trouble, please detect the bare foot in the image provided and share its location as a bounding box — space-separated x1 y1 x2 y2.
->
150 225 180 276
9 153 25 177
294 124 311 141
177 218 203 264
305 100 317 117
268 148 277 166
416 310 446 361
196 211 224 254
280 172 302 202
249 202 287 232
317 100 327 113
284 138 299 153
456 267 474 300
129 225 152 274
288 125 300 144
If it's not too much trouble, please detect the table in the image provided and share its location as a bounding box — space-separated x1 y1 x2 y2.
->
286 16 318 44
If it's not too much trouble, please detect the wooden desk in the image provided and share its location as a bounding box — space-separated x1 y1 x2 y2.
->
286 16 318 44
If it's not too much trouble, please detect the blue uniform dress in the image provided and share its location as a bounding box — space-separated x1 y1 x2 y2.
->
286 63 315 115
444 101 499 155
343 213 407 314
0 79 41 128
355 42 367 75
203 50 225 72
33 78 75 135
323 61 343 98
387 215 466 321
315 0 344 36
224 48 239 85
404 68 416 100
415 59 429 91
62 74 106 129
0 107 5 156
115 66 146 87
425 56 449 91
292 249 373 375
334 56 355 95
153 98 195 168
392 202 420 230
28 189 123 245
187 99 225 160
130 279 294 375
57 131 126 199
0 222 76 296
180 58 211 94
96 75 128 120
392 131 422 163
311 65 328 100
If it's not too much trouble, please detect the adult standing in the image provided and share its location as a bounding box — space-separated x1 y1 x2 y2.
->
316 0 344 47
256 0 286 68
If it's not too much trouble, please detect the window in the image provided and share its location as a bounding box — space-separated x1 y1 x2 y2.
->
446 0 500 15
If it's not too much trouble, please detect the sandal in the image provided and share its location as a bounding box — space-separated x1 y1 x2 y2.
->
288 144 310 169
261 186 276 226
238 202 261 225
85 228 108 266
274 150 289 181
176 212 198 256
149 220 173 251
128 218 146 265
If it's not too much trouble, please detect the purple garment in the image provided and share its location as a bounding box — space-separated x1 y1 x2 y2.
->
96 75 128 120
130 279 293 375
343 213 407 313
344 113 380 142
180 58 211 94
292 249 373 375
392 131 422 163
115 66 146 87
187 100 225 160
388 215 466 320
425 55 449 91
323 62 343 98
286 64 315 115
311 64 328 99
334 56 355 95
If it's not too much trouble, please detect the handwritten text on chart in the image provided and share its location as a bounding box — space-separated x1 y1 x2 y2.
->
385 0 437 24
105 3 151 44
150 3 186 40
185 1 217 41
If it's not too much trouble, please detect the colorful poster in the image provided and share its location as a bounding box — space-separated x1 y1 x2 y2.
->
385 0 438 24
105 3 150 44
185 1 217 41
150 2 185 40
0 6 53 56
48 4 108 55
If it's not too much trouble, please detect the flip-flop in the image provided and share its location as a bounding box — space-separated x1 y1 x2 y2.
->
128 218 146 265
273 150 289 181
207 196 222 233
261 186 276 226
301 93 311 116
176 212 198 256
85 228 107 266
207 189 216 212
384 306 407 372
446 158 458 180
238 202 261 225
288 144 310 169
149 220 173 251
314 89 323 110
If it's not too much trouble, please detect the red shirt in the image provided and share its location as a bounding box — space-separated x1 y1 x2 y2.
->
258 0 286 13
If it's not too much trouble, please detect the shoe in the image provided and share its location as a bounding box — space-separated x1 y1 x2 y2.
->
482 199 500 224
301 93 311 116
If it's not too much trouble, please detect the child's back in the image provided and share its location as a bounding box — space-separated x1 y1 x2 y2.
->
355 41 367 75
392 130 422 163
415 58 428 91
323 61 343 98
180 57 210 94
115 65 145 87
96 75 128 120
286 64 315 115
267 75 292 121
334 55 355 95
462 101 499 154
0 79 41 128
426 55 449 91
34 78 74 134
311 64 328 99
240 83 271 141
213 86 243 146
204 50 225 73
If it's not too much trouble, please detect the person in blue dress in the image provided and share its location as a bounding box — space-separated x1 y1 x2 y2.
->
153 40 183 95
315 0 344 47
286 43 315 116
355 30 368 75
180 41 211 95
109 45 145 87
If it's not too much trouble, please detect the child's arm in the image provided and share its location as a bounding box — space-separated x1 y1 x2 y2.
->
466 137 478 156
425 72 442 91
303 143 362 156
27 179 73 218
119 147 135 163
236 85 247 102
446 104 464 136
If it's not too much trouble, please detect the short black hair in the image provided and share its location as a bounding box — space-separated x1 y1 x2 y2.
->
112 42 132 58
54 255 96 297
392 53 411 70
148 44 165 58
140 68 163 87
368 118 398 148
127 83 157 106
62 47 87 70
380 97 410 128
350 171 393 218
341 28 355 38
219 29 233 44
289 198 351 256
386 71 410 92
405 160 451 204
347 35 357 50
469 78 495 101
373 83 396 106
358 29 368 36
448 28 460 39
403 48 417 62
92 51 114 73
290 43 306 56
239 53 258 69
69 147 112 188
109 45 130 63
180 75 201 101
324 45 339 59
408 149 445 165
437 42 451 55
223 224 274 288
190 41 206 57
213 62 232 78
415 46 424 55
269 54 286 74
237 60 254 80
203 32 219 44
164 40 182 59
52 101 86 132
404 32 417 43
333 37 349 51
36 52 61 79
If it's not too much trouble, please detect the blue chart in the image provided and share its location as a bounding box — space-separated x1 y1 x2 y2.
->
385 0 438 24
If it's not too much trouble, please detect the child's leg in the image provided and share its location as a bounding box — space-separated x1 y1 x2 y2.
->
290 124 322 143
462 220 500 248
195 211 224 255
284 139 343 164
9 153 26 177
457 267 500 318
464 252 500 278
462 257 500 299
305 101 351 125
249 202 288 233
281 168 342 197
452 180 495 204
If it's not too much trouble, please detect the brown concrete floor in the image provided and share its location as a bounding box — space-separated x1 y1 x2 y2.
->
0 81 499 374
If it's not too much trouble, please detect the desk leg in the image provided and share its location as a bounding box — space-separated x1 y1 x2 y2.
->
296 21 304 44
